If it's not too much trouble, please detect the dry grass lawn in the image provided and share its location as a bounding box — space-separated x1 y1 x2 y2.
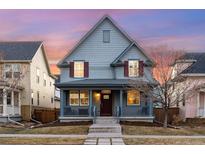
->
124 138 205 145
0 138 84 145
0 125 89 134
122 125 205 135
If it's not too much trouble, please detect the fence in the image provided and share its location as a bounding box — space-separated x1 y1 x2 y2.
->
153 107 179 124
33 108 60 123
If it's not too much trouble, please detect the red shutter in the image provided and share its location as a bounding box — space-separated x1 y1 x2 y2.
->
124 61 128 77
84 62 89 78
139 61 144 76
70 62 74 77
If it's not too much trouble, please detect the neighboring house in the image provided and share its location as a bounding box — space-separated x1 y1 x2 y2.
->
56 15 155 122
172 52 205 119
0 41 57 122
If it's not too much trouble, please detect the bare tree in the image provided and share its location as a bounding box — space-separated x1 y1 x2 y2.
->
0 52 28 115
129 45 202 128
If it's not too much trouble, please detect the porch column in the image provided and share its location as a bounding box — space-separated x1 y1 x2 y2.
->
11 91 14 115
148 95 153 116
3 89 7 116
120 90 123 116
60 90 65 117
18 92 21 115
197 92 200 116
89 90 93 117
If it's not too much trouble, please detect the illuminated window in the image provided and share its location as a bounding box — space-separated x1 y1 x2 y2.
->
70 90 79 106
127 90 140 106
74 61 84 78
80 90 89 106
128 60 139 77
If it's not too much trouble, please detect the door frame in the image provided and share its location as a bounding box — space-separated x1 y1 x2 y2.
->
100 92 112 116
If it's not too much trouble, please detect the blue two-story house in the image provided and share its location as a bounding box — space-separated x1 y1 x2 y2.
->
56 15 155 122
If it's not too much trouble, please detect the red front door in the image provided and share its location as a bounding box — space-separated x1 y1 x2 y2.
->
100 93 112 116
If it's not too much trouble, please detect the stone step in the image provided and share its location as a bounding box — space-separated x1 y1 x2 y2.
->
95 117 119 124
89 124 121 133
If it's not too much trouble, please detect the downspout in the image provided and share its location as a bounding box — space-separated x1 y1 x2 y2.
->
30 91 42 124
7 114 24 127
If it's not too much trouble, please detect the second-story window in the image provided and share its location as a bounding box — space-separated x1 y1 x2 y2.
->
43 73 46 86
128 60 139 77
74 61 84 78
5 64 12 78
103 30 110 43
4 64 21 79
13 64 21 78
36 68 40 84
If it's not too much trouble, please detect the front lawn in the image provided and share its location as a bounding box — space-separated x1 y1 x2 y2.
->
122 125 205 136
124 138 205 145
0 138 84 145
0 125 90 135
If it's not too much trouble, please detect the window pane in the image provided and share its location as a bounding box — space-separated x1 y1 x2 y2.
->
103 30 110 43
43 73 46 86
70 90 79 106
36 68 40 83
127 90 140 105
80 90 89 106
0 90 3 105
7 91 11 105
5 64 12 78
128 60 139 77
14 92 19 107
13 64 21 78
74 61 84 78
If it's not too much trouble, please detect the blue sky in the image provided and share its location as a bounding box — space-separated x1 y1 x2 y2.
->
0 10 204 73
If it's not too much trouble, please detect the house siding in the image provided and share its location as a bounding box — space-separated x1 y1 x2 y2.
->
60 19 131 82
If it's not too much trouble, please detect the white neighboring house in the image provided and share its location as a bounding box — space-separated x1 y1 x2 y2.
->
0 41 59 122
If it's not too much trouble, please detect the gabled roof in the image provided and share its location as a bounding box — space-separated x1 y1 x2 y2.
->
111 42 155 66
179 52 205 74
0 41 56 79
0 41 42 61
57 15 154 67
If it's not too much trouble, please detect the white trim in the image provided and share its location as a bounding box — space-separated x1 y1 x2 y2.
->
197 92 200 116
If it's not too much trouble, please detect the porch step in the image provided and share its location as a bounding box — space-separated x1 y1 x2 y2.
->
95 117 118 124
89 124 121 133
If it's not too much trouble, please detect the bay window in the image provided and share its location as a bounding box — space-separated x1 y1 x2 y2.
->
13 64 21 78
5 64 12 78
74 61 84 78
127 90 140 106
128 60 139 77
69 90 89 106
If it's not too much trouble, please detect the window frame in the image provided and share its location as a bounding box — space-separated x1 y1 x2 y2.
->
7 91 12 106
0 89 3 105
37 91 40 106
36 68 40 84
73 61 85 78
103 30 110 43
128 59 139 77
43 72 46 86
127 90 141 106
14 91 19 107
69 90 89 107
13 64 21 78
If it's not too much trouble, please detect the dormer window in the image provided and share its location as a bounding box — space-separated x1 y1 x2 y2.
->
74 61 84 78
103 30 110 43
128 60 139 77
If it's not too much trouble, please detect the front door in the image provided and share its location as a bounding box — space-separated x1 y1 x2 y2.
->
100 93 112 116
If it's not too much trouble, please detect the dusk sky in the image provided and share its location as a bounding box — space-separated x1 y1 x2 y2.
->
0 9 205 74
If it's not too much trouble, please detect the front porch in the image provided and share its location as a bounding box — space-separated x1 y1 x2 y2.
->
59 88 154 122
0 88 22 122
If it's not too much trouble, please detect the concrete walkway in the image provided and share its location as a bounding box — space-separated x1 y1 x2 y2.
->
84 117 125 145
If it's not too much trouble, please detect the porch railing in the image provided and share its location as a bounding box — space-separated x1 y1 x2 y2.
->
93 106 97 123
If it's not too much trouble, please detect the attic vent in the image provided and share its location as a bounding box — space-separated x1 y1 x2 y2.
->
103 30 110 43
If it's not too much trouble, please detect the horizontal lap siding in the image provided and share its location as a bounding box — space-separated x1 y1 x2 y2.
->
60 19 130 82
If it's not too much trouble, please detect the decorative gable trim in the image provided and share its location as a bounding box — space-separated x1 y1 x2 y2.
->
111 42 155 67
